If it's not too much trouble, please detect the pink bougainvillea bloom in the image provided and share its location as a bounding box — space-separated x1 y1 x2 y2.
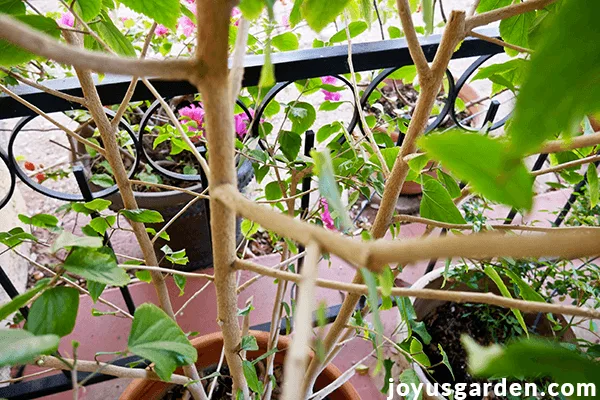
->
281 14 290 29
231 7 241 26
58 12 74 28
321 90 341 102
185 0 195 3
179 104 205 134
234 113 250 138
321 76 337 85
320 198 336 230
155 24 169 36
178 16 196 36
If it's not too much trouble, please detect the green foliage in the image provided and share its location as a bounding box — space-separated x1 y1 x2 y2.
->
329 21 368 43
88 13 137 57
0 279 49 321
301 0 350 32
0 15 60 67
118 0 181 30
508 0 600 155
271 32 299 51
26 287 79 337
587 165 598 208
51 231 103 253
398 369 423 400
0 0 26 15
73 0 102 21
279 131 302 161
0 329 59 367
127 304 197 381
87 280 106 303
477 0 511 13
360 268 384 373
420 131 534 210
419 178 466 224
18 213 58 229
121 209 164 223
463 336 600 399
242 359 264 395
483 265 528 337
499 11 534 56
421 0 433 35
63 246 131 286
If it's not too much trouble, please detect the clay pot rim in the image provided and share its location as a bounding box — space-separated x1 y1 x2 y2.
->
120 330 361 400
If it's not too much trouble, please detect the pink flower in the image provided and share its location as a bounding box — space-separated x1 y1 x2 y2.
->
120 17 130 22
178 16 196 36
281 14 290 29
234 113 250 138
155 24 169 36
58 12 74 28
321 76 337 85
179 104 205 134
185 0 195 3
232 7 241 26
321 90 341 101
320 199 336 230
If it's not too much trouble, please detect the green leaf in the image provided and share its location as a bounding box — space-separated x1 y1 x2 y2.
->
409 337 430 367
587 165 599 208
0 227 37 248
477 0 511 13
501 268 545 303
369 147 400 172
0 329 59 367
319 101 345 112
398 369 423 400
471 58 528 93
87 281 106 303
241 219 260 239
74 0 102 21
463 336 600 399
360 268 384 374
329 20 368 43
242 359 263 395
271 32 299 51
422 0 433 35
84 198 111 212
239 0 264 20
18 213 58 229
128 304 197 381
0 15 60 67
90 173 115 188
0 280 49 321
279 131 302 162
301 0 350 32
436 170 461 198
135 270 152 283
264 181 283 201
90 14 137 57
499 11 534 56
118 0 180 30
121 209 164 223
508 1 600 155
419 131 534 210
174 275 186 296
51 231 103 253
240 335 259 352
0 0 26 15
312 150 353 231
63 247 130 286
420 178 466 224
483 265 528 337
438 344 454 379
289 0 303 27
89 216 116 235
316 122 342 142
288 102 316 133
26 287 79 337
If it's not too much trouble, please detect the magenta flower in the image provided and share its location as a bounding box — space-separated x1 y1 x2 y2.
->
231 7 241 26
281 14 290 29
185 0 195 3
179 104 205 135
178 16 196 36
58 12 74 28
321 90 341 102
320 198 336 230
155 24 169 36
321 76 337 85
234 113 250 138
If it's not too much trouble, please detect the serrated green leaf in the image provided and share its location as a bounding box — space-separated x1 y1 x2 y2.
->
26 287 79 337
63 247 130 286
0 329 59 367
128 304 197 381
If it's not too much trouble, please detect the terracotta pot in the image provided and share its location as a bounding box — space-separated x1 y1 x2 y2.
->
120 330 361 400
376 81 482 195
408 267 576 400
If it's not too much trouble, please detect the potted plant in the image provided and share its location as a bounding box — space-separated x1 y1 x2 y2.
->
0 1 599 400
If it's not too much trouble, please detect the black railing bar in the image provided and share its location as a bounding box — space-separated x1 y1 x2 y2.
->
0 28 501 120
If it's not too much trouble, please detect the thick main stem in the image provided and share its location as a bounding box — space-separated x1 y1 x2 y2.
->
301 11 466 396
64 31 207 400
195 0 249 398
